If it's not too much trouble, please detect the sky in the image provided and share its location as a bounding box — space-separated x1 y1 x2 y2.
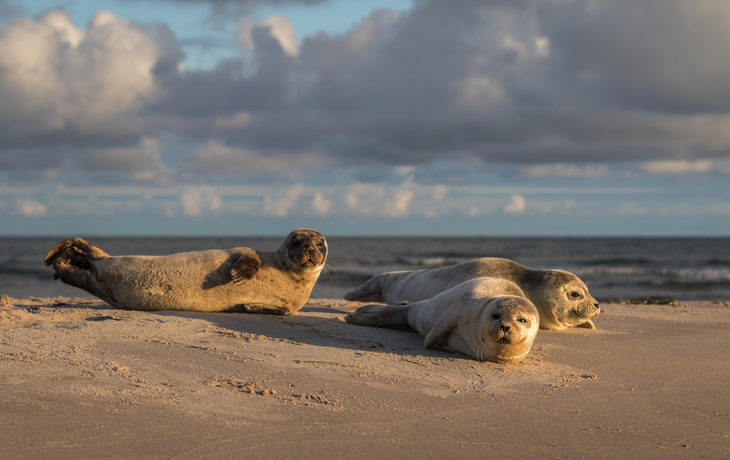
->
1 0 729 237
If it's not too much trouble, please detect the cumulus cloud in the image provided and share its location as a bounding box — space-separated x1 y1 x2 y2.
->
0 10 183 144
311 192 331 215
3 0 730 187
521 163 611 178
639 160 713 175
15 198 47 216
238 15 299 56
503 194 526 214
180 186 222 216
261 184 304 217
381 189 414 218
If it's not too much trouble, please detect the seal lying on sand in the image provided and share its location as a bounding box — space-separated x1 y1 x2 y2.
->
346 277 539 363
344 258 599 330
44 228 327 315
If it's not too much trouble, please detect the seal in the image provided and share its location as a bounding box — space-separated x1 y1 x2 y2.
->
344 258 599 330
346 277 539 363
44 228 327 315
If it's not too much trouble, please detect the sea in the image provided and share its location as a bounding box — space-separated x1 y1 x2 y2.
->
1 237 730 302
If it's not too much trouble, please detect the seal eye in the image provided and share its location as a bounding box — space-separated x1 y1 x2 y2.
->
517 318 527 323
492 314 501 320
570 292 582 299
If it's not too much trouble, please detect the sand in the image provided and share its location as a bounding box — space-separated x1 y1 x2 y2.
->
1 294 729 459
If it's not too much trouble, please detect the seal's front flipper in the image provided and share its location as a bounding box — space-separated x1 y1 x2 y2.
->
345 304 409 327
423 303 464 349
343 275 385 302
231 250 262 285
575 320 595 329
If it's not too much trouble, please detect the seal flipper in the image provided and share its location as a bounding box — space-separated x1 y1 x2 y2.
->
231 250 262 285
44 237 108 267
575 319 596 329
345 304 409 327
343 275 386 302
44 238 108 289
422 303 465 349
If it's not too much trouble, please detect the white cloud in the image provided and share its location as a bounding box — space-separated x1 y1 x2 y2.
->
639 160 712 175
381 189 413 218
431 185 448 201
521 163 611 178
4 2 730 179
180 186 222 217
237 15 299 56
15 198 47 216
311 192 332 216
503 194 526 214
261 184 304 217
0 10 178 138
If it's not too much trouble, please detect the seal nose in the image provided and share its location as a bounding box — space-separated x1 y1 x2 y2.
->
500 324 511 332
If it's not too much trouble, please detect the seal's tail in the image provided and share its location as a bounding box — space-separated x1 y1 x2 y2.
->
343 275 385 302
345 304 409 327
44 238 108 281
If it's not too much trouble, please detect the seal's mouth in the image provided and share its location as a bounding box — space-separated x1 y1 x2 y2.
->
286 247 326 272
299 258 320 269
490 333 528 346
571 301 601 320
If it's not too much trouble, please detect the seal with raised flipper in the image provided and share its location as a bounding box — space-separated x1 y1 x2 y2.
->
344 258 599 330
44 228 327 315
346 277 539 363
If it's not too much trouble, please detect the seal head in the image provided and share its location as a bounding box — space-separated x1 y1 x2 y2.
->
536 270 600 330
280 228 328 274
477 296 540 363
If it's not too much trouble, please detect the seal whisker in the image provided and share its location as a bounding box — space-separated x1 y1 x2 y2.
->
321 263 336 283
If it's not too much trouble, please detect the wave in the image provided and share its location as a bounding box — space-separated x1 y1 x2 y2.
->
579 258 653 266
0 265 51 281
397 256 469 268
707 258 730 266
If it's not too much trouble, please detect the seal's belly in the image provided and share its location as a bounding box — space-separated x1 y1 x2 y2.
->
94 252 297 312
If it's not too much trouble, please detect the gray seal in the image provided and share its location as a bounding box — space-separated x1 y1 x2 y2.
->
44 228 327 315
346 277 540 363
344 257 599 330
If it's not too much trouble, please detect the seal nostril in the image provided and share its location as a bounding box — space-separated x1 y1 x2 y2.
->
500 324 511 332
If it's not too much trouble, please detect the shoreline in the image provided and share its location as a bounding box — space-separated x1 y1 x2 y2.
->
2 296 729 458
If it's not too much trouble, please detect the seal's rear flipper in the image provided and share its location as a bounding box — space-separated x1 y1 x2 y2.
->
343 275 386 302
345 304 409 327
44 238 108 289
44 237 108 267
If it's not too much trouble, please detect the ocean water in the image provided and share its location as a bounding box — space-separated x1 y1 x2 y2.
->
1 237 729 302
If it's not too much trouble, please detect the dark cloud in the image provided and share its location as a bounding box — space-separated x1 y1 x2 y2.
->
2 0 730 177
539 0 730 114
